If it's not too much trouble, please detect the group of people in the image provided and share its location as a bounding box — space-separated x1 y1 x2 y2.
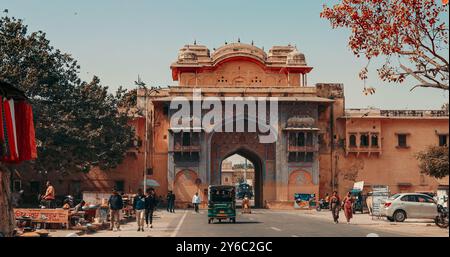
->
107 188 158 232
132 188 157 232
166 191 176 213
329 191 355 224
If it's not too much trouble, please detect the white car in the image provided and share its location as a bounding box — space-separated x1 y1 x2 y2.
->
381 193 438 222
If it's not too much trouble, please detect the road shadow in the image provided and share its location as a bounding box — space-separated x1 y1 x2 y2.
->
209 221 262 225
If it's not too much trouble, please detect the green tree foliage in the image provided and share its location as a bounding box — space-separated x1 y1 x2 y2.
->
416 146 449 179
0 15 134 174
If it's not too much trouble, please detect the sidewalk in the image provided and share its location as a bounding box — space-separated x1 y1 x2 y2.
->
278 209 449 237
49 210 186 237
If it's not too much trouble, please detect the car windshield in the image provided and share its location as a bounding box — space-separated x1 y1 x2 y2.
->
389 194 401 200
210 188 235 202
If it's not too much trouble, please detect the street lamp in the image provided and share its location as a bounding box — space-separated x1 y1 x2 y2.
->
135 76 160 193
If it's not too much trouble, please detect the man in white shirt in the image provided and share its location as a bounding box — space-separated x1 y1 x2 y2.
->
192 192 201 213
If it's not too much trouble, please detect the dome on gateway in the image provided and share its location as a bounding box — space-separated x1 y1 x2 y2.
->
211 42 267 64
286 48 307 66
178 48 198 63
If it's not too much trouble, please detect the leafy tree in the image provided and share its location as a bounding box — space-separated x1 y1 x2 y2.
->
0 14 134 236
416 146 449 179
321 0 449 93
0 15 134 174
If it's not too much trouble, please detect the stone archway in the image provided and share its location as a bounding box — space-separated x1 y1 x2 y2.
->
210 132 270 208
173 169 199 205
288 170 318 201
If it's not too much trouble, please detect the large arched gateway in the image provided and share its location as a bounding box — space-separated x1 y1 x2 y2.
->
147 42 338 208
210 133 273 208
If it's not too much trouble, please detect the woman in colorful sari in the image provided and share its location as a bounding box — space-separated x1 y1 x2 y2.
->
342 192 354 224
329 191 341 224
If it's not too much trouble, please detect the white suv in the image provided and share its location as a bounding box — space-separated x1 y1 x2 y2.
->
381 193 438 222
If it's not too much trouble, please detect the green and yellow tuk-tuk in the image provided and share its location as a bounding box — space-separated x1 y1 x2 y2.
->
208 185 236 224
350 189 364 214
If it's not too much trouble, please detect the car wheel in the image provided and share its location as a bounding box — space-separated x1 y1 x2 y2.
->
394 210 406 222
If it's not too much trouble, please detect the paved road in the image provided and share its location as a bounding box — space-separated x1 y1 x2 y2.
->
174 209 405 237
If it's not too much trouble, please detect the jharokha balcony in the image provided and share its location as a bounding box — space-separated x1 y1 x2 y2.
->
346 145 382 157
287 145 319 153
172 144 201 153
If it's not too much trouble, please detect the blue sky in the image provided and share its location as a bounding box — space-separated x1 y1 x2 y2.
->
1 0 448 109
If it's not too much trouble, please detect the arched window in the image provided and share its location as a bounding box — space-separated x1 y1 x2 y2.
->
371 134 379 147
349 134 357 147
360 134 369 147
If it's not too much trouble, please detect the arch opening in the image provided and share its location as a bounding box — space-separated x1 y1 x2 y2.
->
218 147 264 208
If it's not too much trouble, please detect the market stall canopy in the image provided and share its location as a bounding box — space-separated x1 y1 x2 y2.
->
142 179 160 187
0 81 28 100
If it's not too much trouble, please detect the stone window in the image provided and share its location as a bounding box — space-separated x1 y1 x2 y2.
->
349 134 357 147
288 132 314 147
297 133 305 146
360 134 370 147
174 152 200 162
288 152 314 163
217 76 228 83
305 152 314 162
439 135 448 147
289 132 297 146
371 134 379 147
306 132 313 146
397 134 409 148
182 132 191 146
251 77 262 83
175 132 200 147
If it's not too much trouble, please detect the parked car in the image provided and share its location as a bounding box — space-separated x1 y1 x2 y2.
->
381 193 438 222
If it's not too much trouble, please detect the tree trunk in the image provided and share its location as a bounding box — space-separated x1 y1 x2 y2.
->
0 164 15 237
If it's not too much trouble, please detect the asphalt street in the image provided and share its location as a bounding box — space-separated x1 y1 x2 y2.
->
174 209 405 237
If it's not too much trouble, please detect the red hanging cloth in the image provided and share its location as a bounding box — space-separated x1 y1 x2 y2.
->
14 101 37 162
0 100 5 159
2 98 19 162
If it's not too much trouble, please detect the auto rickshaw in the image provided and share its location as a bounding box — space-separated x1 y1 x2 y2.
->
208 185 236 224
350 189 364 214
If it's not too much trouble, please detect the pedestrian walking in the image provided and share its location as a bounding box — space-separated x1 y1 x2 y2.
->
242 194 251 214
343 192 354 224
192 192 201 213
145 188 156 229
133 188 146 231
167 191 176 213
330 191 341 224
324 193 330 210
108 188 124 231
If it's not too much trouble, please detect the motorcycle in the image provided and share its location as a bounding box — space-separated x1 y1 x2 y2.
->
435 204 449 229
316 199 330 212
62 195 75 208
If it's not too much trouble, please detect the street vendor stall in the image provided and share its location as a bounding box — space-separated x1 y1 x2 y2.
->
82 191 136 224
1 81 38 237
14 208 69 230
